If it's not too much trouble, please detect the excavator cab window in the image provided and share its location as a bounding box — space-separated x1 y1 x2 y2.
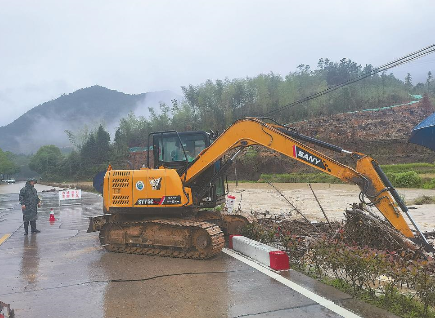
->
151 131 210 169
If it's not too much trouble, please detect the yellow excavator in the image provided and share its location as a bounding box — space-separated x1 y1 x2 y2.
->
88 117 432 259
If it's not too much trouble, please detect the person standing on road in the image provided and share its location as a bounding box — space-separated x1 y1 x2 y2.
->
19 178 41 235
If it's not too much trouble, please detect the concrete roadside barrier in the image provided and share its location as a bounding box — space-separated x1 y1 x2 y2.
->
229 235 289 271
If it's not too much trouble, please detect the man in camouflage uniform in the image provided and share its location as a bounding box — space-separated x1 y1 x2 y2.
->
19 178 41 235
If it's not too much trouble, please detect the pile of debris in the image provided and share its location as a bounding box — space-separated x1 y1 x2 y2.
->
343 208 418 253
248 206 431 259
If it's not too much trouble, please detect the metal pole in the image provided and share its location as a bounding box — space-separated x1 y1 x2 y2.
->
308 183 332 229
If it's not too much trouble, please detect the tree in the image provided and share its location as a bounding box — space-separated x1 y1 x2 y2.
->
60 150 81 179
149 103 172 132
427 71 432 92
80 134 97 165
113 112 151 149
405 73 413 91
95 125 111 163
0 148 19 179
29 145 63 178
65 126 92 150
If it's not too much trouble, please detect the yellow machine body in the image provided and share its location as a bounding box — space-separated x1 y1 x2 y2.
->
103 168 192 212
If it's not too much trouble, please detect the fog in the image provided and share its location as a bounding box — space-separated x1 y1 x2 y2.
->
1 0 435 127
6 91 180 154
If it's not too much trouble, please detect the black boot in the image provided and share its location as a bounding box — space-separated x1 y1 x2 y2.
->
24 221 29 235
30 221 40 233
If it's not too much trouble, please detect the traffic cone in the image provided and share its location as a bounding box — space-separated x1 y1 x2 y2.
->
49 209 55 222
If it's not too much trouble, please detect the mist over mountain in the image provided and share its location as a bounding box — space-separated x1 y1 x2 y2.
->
0 86 182 154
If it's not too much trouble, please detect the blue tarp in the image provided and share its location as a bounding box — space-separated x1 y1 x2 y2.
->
413 112 435 130
409 112 435 151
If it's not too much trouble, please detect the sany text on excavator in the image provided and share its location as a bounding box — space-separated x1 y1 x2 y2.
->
88 117 432 259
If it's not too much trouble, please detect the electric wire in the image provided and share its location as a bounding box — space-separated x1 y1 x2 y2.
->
0 269 245 296
266 44 435 116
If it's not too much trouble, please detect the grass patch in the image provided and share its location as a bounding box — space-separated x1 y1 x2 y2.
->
258 173 342 184
227 180 257 183
380 162 435 174
256 162 435 189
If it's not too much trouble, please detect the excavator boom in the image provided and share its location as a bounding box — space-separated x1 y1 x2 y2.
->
182 117 424 240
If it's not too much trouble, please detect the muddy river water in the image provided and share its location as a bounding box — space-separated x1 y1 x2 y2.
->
228 183 435 232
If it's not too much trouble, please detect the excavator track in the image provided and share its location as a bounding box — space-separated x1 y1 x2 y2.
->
99 219 224 259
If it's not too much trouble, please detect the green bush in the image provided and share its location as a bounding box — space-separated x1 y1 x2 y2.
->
386 171 422 188
242 223 435 317
306 239 435 317
423 179 435 190
240 222 276 244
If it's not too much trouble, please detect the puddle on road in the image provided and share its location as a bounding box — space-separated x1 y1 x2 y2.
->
0 184 106 317
30 190 103 231
20 235 40 286
0 194 19 223
0 182 102 231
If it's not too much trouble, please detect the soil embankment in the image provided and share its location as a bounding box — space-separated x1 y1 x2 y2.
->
233 98 434 180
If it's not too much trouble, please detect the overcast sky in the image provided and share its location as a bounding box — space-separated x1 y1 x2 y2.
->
1 0 434 127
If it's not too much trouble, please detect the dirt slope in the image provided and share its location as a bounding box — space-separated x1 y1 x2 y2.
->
234 97 434 180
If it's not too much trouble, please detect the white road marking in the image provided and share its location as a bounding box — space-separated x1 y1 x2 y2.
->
223 248 361 318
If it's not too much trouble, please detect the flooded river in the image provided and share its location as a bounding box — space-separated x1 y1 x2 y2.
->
228 183 435 232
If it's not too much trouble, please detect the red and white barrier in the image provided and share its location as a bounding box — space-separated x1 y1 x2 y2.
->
225 195 236 213
229 235 289 271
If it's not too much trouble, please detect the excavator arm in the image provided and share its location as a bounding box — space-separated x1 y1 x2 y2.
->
182 117 425 241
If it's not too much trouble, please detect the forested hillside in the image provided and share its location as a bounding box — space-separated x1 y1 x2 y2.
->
9 58 435 181
175 59 433 132
111 58 434 149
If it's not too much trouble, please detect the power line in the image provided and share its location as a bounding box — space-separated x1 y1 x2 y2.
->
266 44 435 116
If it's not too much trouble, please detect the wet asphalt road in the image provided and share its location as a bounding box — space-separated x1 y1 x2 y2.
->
0 182 398 318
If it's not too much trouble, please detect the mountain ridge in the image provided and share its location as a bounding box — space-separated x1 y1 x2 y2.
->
0 85 181 154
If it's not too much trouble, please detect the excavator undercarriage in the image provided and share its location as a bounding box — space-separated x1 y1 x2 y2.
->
89 210 253 259
99 219 225 259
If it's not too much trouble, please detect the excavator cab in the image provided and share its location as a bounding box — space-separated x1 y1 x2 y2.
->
150 131 225 207
150 131 209 169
